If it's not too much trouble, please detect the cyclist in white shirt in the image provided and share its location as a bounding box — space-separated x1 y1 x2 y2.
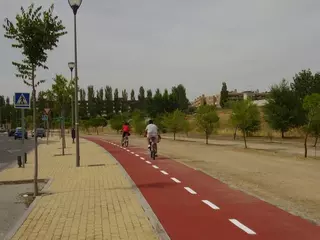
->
144 119 160 151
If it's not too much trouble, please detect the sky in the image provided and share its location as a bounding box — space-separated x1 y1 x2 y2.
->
1 0 320 102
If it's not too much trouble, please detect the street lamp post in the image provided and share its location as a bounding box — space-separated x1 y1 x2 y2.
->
68 62 75 129
68 0 83 167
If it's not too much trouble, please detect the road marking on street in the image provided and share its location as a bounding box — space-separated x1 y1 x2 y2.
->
171 177 181 183
152 165 159 169
146 161 151 164
131 152 135 154
160 170 168 175
135 154 139 157
202 200 220 210
140 157 145 160
229 219 256 235
184 187 197 195
126 149 130 152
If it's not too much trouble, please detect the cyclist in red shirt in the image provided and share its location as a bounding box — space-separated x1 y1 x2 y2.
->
121 122 130 143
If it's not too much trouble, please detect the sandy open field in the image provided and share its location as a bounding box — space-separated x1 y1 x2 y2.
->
94 132 320 225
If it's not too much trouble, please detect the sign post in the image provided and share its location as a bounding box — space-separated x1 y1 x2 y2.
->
42 110 50 145
14 93 31 168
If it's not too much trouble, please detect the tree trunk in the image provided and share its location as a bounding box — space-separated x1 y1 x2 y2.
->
173 132 176 140
281 131 285 138
233 126 237 140
242 130 247 148
61 108 65 156
304 133 309 158
313 135 318 147
32 66 39 197
205 133 208 145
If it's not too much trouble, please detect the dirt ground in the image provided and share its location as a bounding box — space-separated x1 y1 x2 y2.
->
93 132 320 225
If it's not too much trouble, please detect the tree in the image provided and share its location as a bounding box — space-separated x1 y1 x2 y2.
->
230 100 261 148
302 94 320 158
162 109 186 140
131 110 145 135
50 74 72 155
130 89 136 111
105 86 113 118
110 114 123 133
291 69 318 101
174 84 189 111
96 88 104 116
87 86 96 117
195 105 219 144
146 89 153 116
121 89 129 113
150 89 163 118
137 86 146 111
3 3 67 196
0 96 5 126
90 116 107 135
264 79 301 138
183 118 193 137
220 82 228 108
79 89 87 119
113 88 120 114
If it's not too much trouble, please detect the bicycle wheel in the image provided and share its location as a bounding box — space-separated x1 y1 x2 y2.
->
124 138 129 147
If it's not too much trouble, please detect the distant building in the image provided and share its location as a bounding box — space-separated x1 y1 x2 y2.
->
191 90 269 108
191 94 218 108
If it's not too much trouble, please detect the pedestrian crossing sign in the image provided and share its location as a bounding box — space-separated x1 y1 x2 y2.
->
14 92 30 109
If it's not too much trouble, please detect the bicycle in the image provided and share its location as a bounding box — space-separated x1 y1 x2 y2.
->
149 136 157 160
122 133 129 147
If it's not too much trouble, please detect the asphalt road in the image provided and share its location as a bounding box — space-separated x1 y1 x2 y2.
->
0 133 35 171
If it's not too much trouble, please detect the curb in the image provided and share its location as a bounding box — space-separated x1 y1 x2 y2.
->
86 137 171 240
3 178 53 240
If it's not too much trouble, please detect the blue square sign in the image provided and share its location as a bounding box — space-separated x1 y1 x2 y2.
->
14 92 30 109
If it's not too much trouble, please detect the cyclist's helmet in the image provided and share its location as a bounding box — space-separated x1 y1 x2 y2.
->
124 121 129 125
148 119 153 124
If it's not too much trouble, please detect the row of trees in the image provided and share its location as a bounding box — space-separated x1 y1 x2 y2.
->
103 69 320 158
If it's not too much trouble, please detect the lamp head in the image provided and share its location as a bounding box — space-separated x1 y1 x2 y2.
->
68 62 75 71
68 0 83 15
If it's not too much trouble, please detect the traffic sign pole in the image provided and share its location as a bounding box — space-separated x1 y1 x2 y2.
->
21 109 25 168
14 92 30 169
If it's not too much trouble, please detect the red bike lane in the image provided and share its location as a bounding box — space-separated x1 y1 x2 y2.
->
86 137 320 240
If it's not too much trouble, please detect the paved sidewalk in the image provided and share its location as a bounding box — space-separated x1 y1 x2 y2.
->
0 137 159 240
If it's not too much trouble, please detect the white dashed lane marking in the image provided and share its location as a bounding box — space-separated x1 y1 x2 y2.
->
202 200 220 210
229 219 256 235
105 139 259 236
171 177 181 183
160 170 168 175
184 187 197 195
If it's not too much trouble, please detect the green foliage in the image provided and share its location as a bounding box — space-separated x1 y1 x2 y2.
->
220 82 228 108
121 89 129 113
109 114 124 133
131 110 145 135
231 99 261 148
183 118 193 136
3 3 67 81
113 88 120 114
104 86 113 117
263 79 302 137
303 94 320 131
162 109 186 140
195 105 219 144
